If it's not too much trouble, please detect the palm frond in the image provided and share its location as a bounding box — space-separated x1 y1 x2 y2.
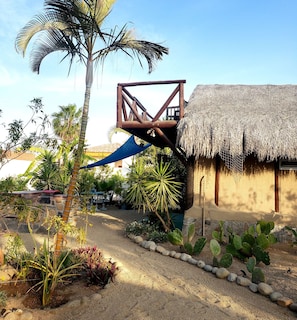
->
15 11 68 56
94 25 169 73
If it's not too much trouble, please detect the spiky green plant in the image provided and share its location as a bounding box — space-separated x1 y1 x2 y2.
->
28 241 82 306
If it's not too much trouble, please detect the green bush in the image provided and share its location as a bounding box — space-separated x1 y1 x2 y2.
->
147 230 168 243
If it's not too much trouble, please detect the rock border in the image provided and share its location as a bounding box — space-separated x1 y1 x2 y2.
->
128 234 297 314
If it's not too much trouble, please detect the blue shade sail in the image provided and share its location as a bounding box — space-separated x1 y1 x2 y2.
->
81 135 151 169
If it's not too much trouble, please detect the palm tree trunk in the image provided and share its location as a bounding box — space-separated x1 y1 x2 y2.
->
55 59 93 254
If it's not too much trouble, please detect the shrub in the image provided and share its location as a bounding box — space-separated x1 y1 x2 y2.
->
147 230 168 243
125 217 165 239
73 246 118 287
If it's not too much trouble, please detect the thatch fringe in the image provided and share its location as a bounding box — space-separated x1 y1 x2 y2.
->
177 85 297 161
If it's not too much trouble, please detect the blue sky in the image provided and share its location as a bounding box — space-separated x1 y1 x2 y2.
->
1 0 297 146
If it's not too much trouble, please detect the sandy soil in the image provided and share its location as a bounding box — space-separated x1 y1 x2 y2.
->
2 208 297 320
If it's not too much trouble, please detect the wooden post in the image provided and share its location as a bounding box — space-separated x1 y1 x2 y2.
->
275 161 280 212
116 85 123 128
215 155 220 206
185 156 194 210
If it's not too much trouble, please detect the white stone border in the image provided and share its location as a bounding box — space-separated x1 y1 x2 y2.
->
128 234 297 313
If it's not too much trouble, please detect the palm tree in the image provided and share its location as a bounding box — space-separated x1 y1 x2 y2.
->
28 150 61 190
52 104 82 145
16 0 168 252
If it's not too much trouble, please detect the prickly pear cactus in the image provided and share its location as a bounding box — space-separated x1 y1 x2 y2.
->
256 233 270 250
252 267 266 284
253 245 270 265
242 233 255 246
210 239 221 257
213 256 219 267
184 242 193 255
193 237 207 256
258 220 274 235
233 234 243 250
168 228 184 246
219 253 233 268
187 223 195 242
246 257 256 273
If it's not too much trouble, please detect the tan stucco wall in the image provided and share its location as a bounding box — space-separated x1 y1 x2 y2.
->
185 156 297 228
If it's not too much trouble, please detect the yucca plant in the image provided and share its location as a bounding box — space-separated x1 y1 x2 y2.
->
28 240 82 307
126 160 183 232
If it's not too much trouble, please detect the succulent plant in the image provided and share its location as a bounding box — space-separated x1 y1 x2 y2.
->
246 256 265 284
210 239 233 268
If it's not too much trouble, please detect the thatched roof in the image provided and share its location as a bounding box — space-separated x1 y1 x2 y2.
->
177 85 297 162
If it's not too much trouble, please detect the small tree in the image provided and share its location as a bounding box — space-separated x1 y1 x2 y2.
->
126 159 183 232
0 98 50 171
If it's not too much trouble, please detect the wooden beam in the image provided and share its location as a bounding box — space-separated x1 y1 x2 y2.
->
154 127 186 165
121 120 177 129
118 79 186 87
152 85 180 121
179 82 185 118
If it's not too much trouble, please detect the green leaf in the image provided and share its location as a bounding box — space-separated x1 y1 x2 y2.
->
219 253 233 268
187 223 195 242
246 257 256 273
210 239 221 257
184 242 193 255
233 234 243 250
167 228 184 246
193 237 207 255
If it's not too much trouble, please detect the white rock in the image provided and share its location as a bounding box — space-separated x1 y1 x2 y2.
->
212 267 218 274
156 245 166 254
216 268 229 279
143 241 155 249
227 273 237 282
180 253 192 262
169 251 177 257
249 283 258 293
270 291 283 302
188 257 198 265
236 276 251 287
161 250 170 256
173 252 182 259
203 265 213 272
149 243 157 251
197 260 205 269
134 236 143 244
258 282 274 296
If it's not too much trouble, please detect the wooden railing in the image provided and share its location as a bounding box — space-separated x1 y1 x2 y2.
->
116 80 186 129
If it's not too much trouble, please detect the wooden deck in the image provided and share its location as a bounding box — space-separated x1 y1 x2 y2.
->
116 80 187 163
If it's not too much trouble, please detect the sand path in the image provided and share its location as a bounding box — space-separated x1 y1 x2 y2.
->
6 208 295 319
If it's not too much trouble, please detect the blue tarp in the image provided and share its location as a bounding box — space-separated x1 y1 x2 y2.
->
81 135 151 169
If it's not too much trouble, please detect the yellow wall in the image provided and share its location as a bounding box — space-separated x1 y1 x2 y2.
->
186 156 297 226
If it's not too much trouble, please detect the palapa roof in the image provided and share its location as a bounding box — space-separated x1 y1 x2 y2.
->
177 84 297 162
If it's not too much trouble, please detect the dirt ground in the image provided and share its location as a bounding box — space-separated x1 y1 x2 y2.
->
2 207 297 320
